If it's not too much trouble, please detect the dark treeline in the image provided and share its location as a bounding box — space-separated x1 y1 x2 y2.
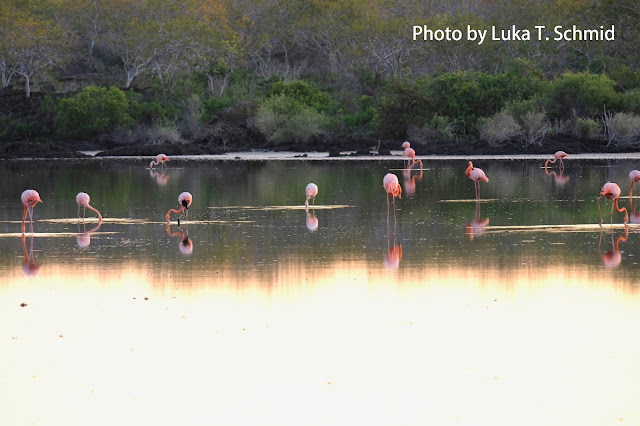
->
1 0 640 151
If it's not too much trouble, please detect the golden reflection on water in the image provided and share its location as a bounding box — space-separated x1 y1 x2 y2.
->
1 261 640 426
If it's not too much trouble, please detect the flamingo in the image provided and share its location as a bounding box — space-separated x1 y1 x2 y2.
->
599 225 628 269
305 183 318 210
150 153 170 169
403 147 423 170
383 173 402 217
545 151 568 172
21 189 42 234
166 192 192 224
22 233 41 276
77 221 102 248
76 192 103 222
465 161 489 200
597 182 628 225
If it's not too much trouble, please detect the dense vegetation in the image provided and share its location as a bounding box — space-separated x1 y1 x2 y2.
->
1 0 640 150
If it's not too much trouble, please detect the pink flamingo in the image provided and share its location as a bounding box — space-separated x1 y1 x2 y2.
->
597 182 628 225
76 192 102 222
21 189 42 234
403 147 423 170
465 161 489 200
383 173 402 214
305 183 318 210
545 151 568 172
166 192 192 224
150 153 170 169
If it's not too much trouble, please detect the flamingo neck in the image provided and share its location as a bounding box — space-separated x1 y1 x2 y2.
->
87 205 103 221
465 164 473 177
614 198 629 223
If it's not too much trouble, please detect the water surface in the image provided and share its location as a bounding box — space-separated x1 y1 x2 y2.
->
1 157 639 426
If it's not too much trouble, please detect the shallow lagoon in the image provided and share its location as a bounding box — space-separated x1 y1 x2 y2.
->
1 155 639 426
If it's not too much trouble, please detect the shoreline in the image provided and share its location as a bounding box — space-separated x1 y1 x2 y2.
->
3 150 640 162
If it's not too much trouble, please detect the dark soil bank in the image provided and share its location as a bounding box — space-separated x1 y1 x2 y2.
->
0 133 638 159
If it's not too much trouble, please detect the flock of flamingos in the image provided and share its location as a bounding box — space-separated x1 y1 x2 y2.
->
17 145 640 238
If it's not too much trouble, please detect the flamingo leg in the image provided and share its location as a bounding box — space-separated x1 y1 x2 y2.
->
597 196 604 226
22 206 28 234
28 206 34 234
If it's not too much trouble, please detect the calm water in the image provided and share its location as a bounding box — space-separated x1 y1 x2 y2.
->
1 156 639 426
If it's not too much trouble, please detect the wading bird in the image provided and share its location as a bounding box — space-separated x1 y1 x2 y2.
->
166 192 192 224
545 151 568 172
305 183 318 210
401 142 410 168
383 173 402 214
465 161 489 200
21 189 42 234
629 170 640 206
76 192 102 222
150 153 170 169
403 147 423 170
597 182 628 225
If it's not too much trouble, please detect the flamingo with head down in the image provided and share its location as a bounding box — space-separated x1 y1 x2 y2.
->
150 154 170 169
21 189 43 234
305 183 318 210
597 182 628 226
76 192 102 222
166 192 193 225
545 151 568 172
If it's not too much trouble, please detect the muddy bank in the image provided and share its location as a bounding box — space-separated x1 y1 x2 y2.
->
0 133 637 159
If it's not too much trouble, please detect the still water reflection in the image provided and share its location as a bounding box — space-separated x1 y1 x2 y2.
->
1 157 640 426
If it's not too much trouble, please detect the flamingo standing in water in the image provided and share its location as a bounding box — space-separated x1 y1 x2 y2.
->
21 189 42 234
383 173 402 213
150 154 170 169
76 192 103 222
305 183 318 210
465 161 489 200
545 151 568 172
403 147 423 170
166 192 192 224
597 182 628 225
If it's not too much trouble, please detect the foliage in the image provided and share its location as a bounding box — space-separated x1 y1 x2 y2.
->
620 89 640 114
603 111 640 146
574 118 602 140
54 86 132 138
543 72 619 120
266 80 336 113
255 94 325 144
521 111 551 146
478 112 521 146
342 95 376 134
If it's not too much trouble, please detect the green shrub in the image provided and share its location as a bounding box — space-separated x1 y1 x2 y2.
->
267 79 336 113
574 118 602 140
425 114 455 141
374 79 430 138
478 112 521 146
201 96 234 122
544 72 619 120
255 94 325 144
54 86 133 138
343 95 376 133
620 89 640 114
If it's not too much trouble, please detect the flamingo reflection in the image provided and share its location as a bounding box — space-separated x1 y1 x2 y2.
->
403 168 423 198
598 224 628 269
466 200 490 241
165 223 193 255
76 221 102 248
306 211 318 232
384 218 402 271
150 169 170 185
545 167 570 186
22 233 41 276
